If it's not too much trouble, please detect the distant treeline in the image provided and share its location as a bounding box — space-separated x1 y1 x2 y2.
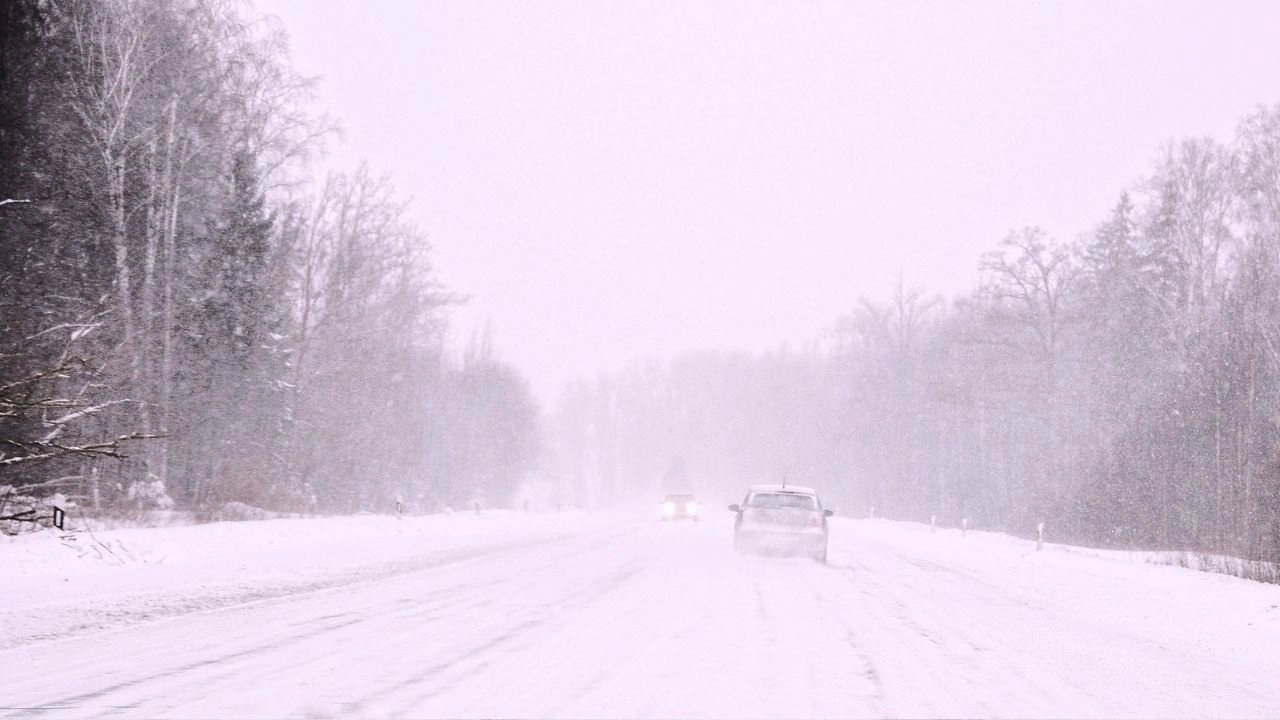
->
0 0 538 520
555 104 1280 562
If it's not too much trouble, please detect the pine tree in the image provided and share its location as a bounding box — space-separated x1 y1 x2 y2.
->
173 149 281 506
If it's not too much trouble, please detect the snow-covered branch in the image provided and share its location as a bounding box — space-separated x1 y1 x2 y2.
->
0 432 162 467
40 399 133 442
24 322 104 343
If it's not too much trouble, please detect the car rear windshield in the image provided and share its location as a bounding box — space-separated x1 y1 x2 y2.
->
747 492 817 510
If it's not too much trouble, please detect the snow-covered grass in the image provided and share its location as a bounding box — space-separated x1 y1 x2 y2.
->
0 508 611 650
844 516 1280 585
1136 549 1280 584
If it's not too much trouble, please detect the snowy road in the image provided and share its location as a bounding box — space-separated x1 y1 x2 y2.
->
4 516 1280 719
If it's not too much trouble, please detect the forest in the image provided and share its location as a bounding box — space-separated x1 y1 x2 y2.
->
5 1 1280 568
0 0 539 524
554 110 1280 562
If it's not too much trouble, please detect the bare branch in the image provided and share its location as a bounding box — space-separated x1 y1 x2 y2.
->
12 476 85 493
0 356 93 396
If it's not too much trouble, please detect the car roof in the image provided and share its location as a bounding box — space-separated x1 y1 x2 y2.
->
748 483 818 496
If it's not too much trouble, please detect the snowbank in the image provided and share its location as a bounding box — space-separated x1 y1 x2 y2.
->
841 517 1280 584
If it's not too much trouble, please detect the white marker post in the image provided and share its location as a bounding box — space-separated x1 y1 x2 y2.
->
930 515 936 533
870 506 875 520
1037 520 1045 551
962 517 968 537
396 493 403 520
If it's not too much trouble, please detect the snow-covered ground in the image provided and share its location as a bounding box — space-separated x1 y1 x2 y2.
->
2 512 1279 718
0 510 611 650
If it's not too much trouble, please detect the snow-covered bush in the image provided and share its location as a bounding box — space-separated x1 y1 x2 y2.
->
126 474 175 511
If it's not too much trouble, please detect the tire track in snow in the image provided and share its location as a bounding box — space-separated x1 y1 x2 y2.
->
372 561 648 717
138 547 646 718
6 614 367 718
1 525 650 718
819 557 998 718
796 566 886 718
826 553 1109 717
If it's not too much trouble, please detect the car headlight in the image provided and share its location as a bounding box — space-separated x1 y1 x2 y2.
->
662 501 676 516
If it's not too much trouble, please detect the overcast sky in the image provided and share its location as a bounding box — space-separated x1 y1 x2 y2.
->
253 0 1280 406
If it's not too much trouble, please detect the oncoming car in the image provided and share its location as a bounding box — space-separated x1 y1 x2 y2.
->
660 493 700 521
729 484 832 562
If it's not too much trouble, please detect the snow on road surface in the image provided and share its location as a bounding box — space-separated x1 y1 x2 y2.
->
0 511 610 651
3 514 1280 718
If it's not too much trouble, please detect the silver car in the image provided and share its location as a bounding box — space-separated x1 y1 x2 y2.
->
729 484 832 563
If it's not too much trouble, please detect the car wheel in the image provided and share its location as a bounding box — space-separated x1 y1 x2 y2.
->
815 548 827 564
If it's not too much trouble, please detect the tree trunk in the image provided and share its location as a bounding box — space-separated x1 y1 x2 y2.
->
108 152 135 384
156 152 182 494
